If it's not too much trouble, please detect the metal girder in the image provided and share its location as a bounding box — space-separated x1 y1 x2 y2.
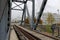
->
27 0 32 1
31 0 35 29
11 2 23 11
11 8 23 11
12 0 28 3
12 0 32 2
26 5 33 29
23 4 26 26
34 0 47 30
13 2 23 9
12 3 23 9
20 2 26 25
32 0 35 18
12 0 35 30
0 0 8 22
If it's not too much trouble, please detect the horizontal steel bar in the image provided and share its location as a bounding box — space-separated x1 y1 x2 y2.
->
11 8 23 11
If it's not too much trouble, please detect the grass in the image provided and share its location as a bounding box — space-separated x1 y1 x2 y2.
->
24 24 52 33
24 24 58 37
36 24 52 33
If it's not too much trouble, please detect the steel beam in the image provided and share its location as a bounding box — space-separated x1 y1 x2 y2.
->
8 0 12 40
12 0 28 3
34 0 47 30
31 0 35 29
11 8 23 11
23 4 26 26
12 0 32 2
26 5 33 29
12 3 23 9
32 0 35 18
13 2 23 9
20 2 27 25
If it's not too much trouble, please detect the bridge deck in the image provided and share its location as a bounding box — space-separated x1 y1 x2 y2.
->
16 25 57 40
10 25 59 40
10 26 19 40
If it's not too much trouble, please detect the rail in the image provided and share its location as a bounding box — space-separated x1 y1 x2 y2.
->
13 25 59 40
13 25 41 40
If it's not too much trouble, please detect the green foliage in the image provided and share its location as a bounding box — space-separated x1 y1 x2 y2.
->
46 25 52 33
46 12 55 25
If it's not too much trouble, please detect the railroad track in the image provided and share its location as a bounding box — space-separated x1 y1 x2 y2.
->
13 25 59 40
13 25 41 40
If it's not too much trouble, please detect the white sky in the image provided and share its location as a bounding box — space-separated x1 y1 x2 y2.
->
11 0 60 20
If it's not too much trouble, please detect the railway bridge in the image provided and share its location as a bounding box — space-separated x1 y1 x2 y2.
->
0 0 60 40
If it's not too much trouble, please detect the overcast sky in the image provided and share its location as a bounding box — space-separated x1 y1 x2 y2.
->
11 0 60 20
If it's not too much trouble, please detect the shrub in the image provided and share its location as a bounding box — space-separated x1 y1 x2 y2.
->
46 25 52 33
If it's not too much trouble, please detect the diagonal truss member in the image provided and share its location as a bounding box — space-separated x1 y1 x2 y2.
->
11 0 47 30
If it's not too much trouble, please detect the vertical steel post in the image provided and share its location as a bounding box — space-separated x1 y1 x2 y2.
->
8 0 12 40
20 0 27 26
23 3 26 26
34 0 47 30
32 0 35 18
8 0 11 31
31 0 35 29
20 8 25 26
57 27 60 37
26 5 33 29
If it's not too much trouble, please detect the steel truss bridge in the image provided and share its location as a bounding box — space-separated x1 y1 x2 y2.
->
11 0 47 30
2 0 59 40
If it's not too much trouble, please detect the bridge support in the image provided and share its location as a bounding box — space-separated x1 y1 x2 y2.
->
34 0 47 30
0 0 11 40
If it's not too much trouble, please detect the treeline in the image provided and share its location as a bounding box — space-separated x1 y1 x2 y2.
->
25 17 43 24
